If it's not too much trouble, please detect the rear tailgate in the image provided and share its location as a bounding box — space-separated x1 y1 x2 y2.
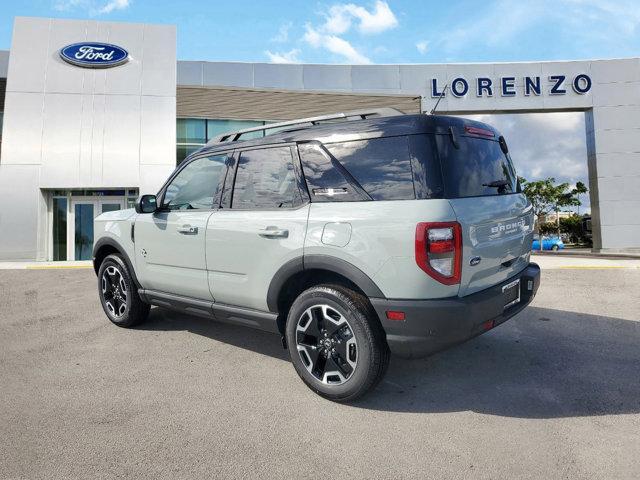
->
449 194 534 297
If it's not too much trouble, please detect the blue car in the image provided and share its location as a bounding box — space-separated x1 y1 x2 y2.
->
532 235 565 251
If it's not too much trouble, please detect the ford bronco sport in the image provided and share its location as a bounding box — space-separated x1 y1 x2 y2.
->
93 109 540 402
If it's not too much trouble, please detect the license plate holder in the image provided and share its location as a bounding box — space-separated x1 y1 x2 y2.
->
502 279 521 310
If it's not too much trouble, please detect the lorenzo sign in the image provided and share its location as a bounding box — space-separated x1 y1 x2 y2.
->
59 42 129 68
431 74 592 98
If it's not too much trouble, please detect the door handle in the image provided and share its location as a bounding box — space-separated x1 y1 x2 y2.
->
258 226 289 238
177 225 198 235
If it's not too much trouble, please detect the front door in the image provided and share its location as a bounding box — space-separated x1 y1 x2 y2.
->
133 153 229 300
206 146 309 312
70 198 125 260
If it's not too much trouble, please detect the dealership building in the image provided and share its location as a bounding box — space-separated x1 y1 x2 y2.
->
0 16 639 261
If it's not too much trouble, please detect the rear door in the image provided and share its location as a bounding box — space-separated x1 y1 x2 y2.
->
434 129 534 296
206 145 309 311
134 153 229 300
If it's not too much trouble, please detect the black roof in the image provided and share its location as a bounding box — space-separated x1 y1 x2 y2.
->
190 113 502 158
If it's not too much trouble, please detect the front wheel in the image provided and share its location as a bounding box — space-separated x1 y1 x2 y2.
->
98 253 150 327
552 245 559 251
285 284 389 402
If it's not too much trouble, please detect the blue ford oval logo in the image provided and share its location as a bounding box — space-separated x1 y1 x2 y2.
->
60 42 129 68
470 256 482 266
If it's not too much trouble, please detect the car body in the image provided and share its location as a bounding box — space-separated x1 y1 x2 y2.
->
93 109 540 401
532 235 565 251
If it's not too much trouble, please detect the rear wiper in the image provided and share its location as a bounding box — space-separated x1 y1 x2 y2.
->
482 180 509 188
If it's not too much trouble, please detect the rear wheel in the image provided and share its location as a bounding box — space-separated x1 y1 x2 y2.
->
552 244 559 251
98 254 150 327
286 284 389 402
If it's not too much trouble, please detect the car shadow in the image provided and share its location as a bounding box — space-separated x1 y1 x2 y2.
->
139 305 640 419
142 307 289 361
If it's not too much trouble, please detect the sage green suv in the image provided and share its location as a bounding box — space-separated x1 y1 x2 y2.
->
93 109 540 401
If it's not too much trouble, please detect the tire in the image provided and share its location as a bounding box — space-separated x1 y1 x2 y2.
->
97 253 150 328
285 284 390 402
552 245 559 251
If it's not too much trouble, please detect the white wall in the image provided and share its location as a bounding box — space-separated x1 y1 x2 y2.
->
0 17 176 260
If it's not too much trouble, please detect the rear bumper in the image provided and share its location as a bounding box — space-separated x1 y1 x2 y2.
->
371 262 541 358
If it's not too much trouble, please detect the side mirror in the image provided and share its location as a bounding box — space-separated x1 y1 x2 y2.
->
135 194 158 214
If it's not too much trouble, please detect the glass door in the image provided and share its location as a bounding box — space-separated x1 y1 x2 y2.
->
69 199 125 260
49 192 128 261
72 202 95 261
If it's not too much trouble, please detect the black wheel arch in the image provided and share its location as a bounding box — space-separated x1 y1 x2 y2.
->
267 254 385 333
93 237 141 289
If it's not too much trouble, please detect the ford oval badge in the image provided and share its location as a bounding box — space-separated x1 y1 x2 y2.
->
60 42 129 68
470 256 482 266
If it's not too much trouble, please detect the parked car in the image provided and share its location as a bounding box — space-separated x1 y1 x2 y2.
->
532 234 565 251
93 109 540 402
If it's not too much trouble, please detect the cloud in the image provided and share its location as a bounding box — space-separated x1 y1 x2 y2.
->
98 0 129 14
416 40 428 54
303 24 371 64
323 1 398 35
271 22 292 43
295 1 397 63
54 0 130 15
264 48 301 64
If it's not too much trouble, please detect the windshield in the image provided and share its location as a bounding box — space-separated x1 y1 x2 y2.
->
435 134 519 198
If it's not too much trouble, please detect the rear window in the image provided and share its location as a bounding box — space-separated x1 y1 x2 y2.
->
324 137 415 201
435 134 518 198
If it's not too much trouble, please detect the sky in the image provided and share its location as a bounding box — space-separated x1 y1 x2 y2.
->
1 0 638 212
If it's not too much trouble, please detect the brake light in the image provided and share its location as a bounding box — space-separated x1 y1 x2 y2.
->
465 126 495 138
415 222 462 285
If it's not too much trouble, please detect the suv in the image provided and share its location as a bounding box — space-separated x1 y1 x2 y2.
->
93 109 540 402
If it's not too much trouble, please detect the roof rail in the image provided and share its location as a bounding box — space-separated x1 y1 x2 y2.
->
207 107 405 144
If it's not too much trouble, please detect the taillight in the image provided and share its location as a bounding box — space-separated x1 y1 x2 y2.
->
415 222 462 285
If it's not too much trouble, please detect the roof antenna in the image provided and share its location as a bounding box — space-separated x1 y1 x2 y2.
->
429 83 449 115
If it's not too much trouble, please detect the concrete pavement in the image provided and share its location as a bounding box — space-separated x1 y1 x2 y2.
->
1 266 639 479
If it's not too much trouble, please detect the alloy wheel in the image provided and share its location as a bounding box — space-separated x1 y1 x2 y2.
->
296 304 357 385
101 265 128 318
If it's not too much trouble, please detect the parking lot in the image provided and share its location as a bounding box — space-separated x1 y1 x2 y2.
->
1 262 639 479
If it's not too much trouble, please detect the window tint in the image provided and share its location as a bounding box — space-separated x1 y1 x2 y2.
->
408 135 444 199
298 143 367 202
324 137 415 201
163 155 227 210
232 147 301 209
435 134 518 198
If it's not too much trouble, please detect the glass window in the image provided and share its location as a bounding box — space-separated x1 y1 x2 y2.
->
177 145 202 165
207 119 265 141
232 147 300 209
163 155 228 210
408 135 444 199
177 119 206 144
52 197 67 261
298 143 366 202
435 134 518 198
324 137 415 201
101 203 121 214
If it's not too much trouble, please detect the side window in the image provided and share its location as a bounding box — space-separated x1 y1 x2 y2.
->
297 143 368 202
163 155 228 210
324 136 415 201
232 147 301 209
